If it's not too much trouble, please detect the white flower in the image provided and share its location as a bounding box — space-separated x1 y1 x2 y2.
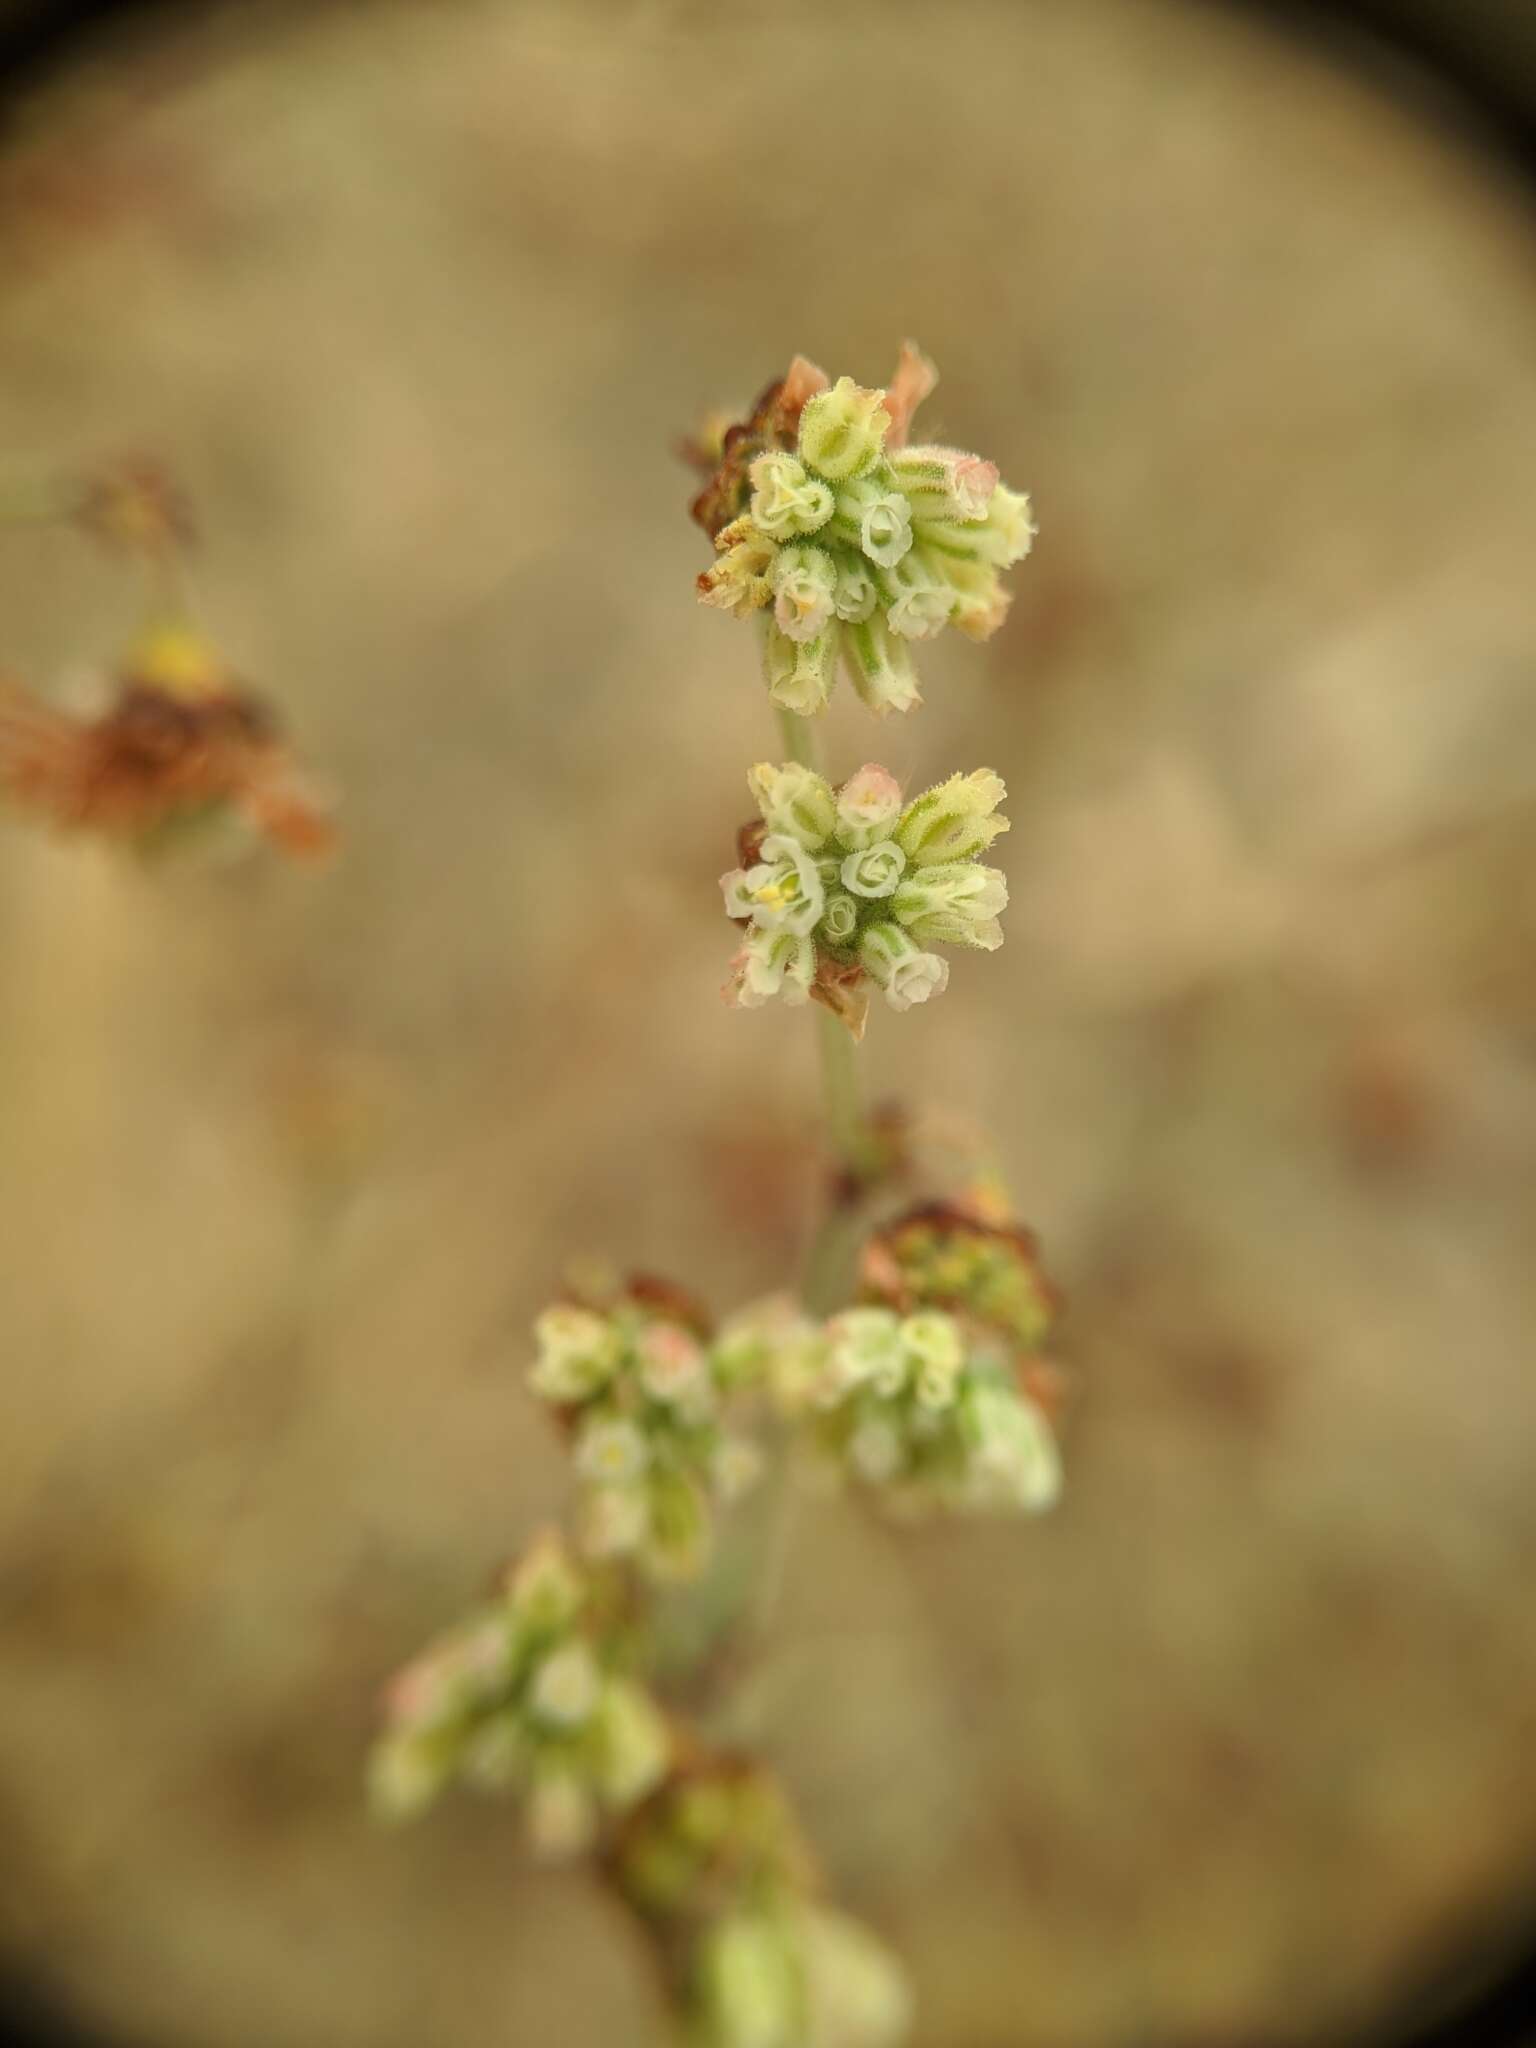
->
833 555 878 623
722 834 824 937
575 1416 649 1486
527 1643 602 1730
729 926 816 1009
858 923 950 1011
770 545 837 643
885 579 953 642
860 492 912 568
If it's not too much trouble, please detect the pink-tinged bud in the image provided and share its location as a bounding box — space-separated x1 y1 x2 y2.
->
835 763 904 848
890 445 999 522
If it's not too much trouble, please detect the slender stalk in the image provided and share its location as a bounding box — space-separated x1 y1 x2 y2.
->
0 479 72 527
774 699 815 767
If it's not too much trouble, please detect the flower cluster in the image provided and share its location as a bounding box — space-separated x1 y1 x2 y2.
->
529 1290 766 1582
859 1200 1057 1354
721 760 1009 1031
614 1751 910 2048
369 1528 670 1854
694 346 1033 715
777 1304 1061 1517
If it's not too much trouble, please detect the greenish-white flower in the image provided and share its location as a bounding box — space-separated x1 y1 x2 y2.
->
576 1416 649 1486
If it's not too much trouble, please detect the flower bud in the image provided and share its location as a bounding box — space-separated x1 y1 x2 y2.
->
980 483 1036 567
819 891 859 949
798 375 892 480
505 1527 585 1632
763 620 837 716
770 544 837 643
835 763 904 848
840 840 907 900
893 861 1008 950
637 1321 712 1411
894 769 1008 866
841 615 919 716
889 444 999 522
747 761 836 849
749 451 835 538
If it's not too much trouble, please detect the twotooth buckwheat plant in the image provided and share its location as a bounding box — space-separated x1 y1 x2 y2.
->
376 345 1063 2047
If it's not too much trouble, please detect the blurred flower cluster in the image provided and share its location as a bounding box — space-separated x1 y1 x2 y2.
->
721 760 1009 1033
691 344 1033 715
761 1199 1065 1514
614 1751 911 2048
369 1527 670 1854
0 457 332 859
528 1286 768 1581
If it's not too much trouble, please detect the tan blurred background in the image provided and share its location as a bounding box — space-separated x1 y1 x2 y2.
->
2 1 1536 2042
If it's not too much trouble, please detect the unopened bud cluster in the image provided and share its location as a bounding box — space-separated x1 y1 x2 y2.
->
696 351 1033 716
529 1295 767 1581
369 1528 670 1854
615 1754 911 2048
721 761 1009 1025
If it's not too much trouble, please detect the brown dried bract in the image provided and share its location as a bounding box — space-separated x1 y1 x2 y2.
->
0 670 334 859
685 355 829 540
623 1273 714 1341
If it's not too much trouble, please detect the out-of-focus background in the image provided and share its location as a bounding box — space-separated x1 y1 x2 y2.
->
1 2 1535 2043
